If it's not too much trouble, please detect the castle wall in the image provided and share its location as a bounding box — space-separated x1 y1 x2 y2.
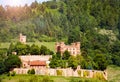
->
19 55 52 61
19 55 51 68
55 42 81 56
13 68 107 80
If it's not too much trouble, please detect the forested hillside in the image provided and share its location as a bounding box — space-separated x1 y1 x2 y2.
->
0 0 120 67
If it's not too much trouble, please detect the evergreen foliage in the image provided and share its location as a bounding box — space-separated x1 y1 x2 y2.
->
0 0 120 74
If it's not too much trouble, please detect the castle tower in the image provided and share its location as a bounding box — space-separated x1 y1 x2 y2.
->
55 42 81 56
55 42 65 54
75 42 81 55
19 33 26 44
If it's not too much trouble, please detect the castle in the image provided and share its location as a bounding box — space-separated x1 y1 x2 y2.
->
55 42 80 56
19 33 26 44
13 35 107 80
19 55 51 69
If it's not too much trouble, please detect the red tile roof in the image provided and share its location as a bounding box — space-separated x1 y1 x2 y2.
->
29 60 46 66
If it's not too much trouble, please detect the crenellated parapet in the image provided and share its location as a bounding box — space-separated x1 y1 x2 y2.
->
55 42 81 56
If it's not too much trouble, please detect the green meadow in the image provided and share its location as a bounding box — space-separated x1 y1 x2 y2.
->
0 42 55 52
0 75 106 82
107 65 120 82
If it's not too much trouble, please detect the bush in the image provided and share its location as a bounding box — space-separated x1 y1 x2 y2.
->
7 71 16 76
11 71 16 76
31 69 35 74
83 71 89 77
27 69 35 74
93 72 105 80
7 72 10 76
27 70 31 74
77 70 81 77
56 70 63 76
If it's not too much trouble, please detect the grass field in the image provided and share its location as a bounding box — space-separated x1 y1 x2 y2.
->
0 75 106 82
27 42 55 52
0 42 55 52
107 65 120 82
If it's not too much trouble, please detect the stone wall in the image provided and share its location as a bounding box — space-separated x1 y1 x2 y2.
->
13 67 107 80
19 55 52 61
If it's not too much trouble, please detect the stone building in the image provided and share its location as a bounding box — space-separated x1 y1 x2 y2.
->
55 42 80 56
13 55 51 75
19 55 51 69
19 33 26 44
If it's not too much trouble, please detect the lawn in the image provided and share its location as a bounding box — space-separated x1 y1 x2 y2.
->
0 43 10 49
0 75 106 82
107 65 120 82
0 42 56 52
27 42 55 52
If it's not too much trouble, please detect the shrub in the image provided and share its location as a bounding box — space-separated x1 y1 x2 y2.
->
77 70 81 77
11 71 16 76
93 72 105 80
27 69 35 74
27 70 31 74
83 71 89 77
7 72 10 76
31 69 35 74
56 70 63 76
7 71 16 76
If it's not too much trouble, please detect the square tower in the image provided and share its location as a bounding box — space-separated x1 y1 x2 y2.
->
19 33 26 44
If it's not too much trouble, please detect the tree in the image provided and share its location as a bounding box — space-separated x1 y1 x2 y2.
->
62 50 70 60
40 45 47 55
8 43 15 54
14 42 28 55
112 55 120 66
40 45 53 55
68 27 80 44
4 55 21 72
0 60 6 74
49 57 59 68
56 51 61 59
27 69 35 74
30 44 40 55
93 54 108 70
68 56 78 69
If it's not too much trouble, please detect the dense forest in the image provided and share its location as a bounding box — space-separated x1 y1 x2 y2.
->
0 0 120 73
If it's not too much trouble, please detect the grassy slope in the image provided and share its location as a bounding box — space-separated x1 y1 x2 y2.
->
27 42 55 52
1 75 105 82
107 65 120 82
0 43 10 49
0 42 55 52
